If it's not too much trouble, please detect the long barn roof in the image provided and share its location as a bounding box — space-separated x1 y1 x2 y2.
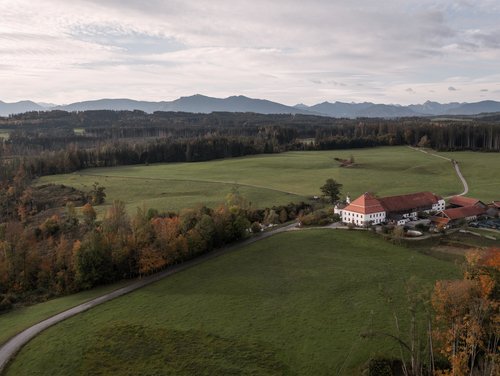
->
379 191 442 212
343 191 442 215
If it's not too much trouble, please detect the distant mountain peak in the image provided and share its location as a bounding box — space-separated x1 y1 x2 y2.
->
1 96 500 118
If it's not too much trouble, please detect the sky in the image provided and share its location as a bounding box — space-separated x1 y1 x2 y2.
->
1 0 500 105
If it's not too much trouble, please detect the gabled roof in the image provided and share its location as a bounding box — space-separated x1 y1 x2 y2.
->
343 192 385 214
448 196 484 207
431 216 450 225
490 201 500 208
379 191 442 212
440 205 486 220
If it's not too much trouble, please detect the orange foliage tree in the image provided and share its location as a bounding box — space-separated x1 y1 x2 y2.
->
432 248 499 375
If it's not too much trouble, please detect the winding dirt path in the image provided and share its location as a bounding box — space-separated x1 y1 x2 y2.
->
0 223 297 373
407 146 469 198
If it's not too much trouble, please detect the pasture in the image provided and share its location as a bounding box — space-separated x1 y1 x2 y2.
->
0 280 131 346
0 129 11 140
4 229 459 375
35 145 491 214
438 150 500 202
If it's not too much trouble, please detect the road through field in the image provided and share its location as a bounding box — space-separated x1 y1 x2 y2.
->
0 223 297 373
407 146 468 197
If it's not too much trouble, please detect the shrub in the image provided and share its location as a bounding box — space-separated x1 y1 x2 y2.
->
250 221 262 233
0 294 14 313
367 358 403 376
299 209 331 226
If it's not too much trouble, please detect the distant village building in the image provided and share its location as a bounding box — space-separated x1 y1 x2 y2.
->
339 191 445 226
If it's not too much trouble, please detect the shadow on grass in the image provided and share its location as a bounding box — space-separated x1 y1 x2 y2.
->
79 323 291 376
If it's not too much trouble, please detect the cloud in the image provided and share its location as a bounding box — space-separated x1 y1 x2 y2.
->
0 0 499 104
448 86 458 91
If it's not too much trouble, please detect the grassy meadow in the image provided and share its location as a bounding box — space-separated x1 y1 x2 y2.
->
438 150 500 202
0 129 11 140
36 145 488 214
4 230 459 375
0 280 132 346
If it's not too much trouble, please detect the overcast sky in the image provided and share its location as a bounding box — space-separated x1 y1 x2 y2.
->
1 0 500 105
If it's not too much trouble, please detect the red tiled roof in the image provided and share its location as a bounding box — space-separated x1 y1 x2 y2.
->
448 196 482 207
431 216 450 225
441 205 486 220
379 191 442 213
491 201 500 208
343 192 385 214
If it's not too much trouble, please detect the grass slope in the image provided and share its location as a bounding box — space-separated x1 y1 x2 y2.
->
37 146 467 213
5 230 458 375
0 280 131 346
438 151 500 202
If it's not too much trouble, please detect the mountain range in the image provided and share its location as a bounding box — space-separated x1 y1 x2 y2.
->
2 95 500 118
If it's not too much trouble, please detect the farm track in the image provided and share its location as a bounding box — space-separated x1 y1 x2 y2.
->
407 146 469 198
0 223 297 374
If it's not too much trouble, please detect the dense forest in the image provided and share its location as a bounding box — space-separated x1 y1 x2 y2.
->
1 110 499 183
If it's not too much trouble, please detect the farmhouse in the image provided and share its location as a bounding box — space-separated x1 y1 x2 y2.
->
340 191 445 226
431 205 487 228
488 201 500 215
448 195 487 209
486 201 500 217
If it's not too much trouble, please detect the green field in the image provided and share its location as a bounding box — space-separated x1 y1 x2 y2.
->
0 129 10 140
0 280 132 346
36 146 495 214
4 230 459 375
438 151 500 202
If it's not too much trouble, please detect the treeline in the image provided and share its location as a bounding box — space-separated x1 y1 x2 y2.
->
1 110 499 183
2 110 500 152
0 179 314 309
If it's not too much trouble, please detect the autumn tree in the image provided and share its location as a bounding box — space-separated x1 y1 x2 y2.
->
63 202 79 232
102 201 131 278
102 200 130 243
264 209 279 225
226 186 250 211
90 182 106 205
417 135 431 148
81 203 97 228
74 231 113 289
432 248 499 375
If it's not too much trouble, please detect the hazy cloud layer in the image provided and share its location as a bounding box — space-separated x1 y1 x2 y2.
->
1 0 500 104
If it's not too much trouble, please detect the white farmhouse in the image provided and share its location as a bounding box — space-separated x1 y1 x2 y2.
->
341 191 445 227
341 192 386 226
